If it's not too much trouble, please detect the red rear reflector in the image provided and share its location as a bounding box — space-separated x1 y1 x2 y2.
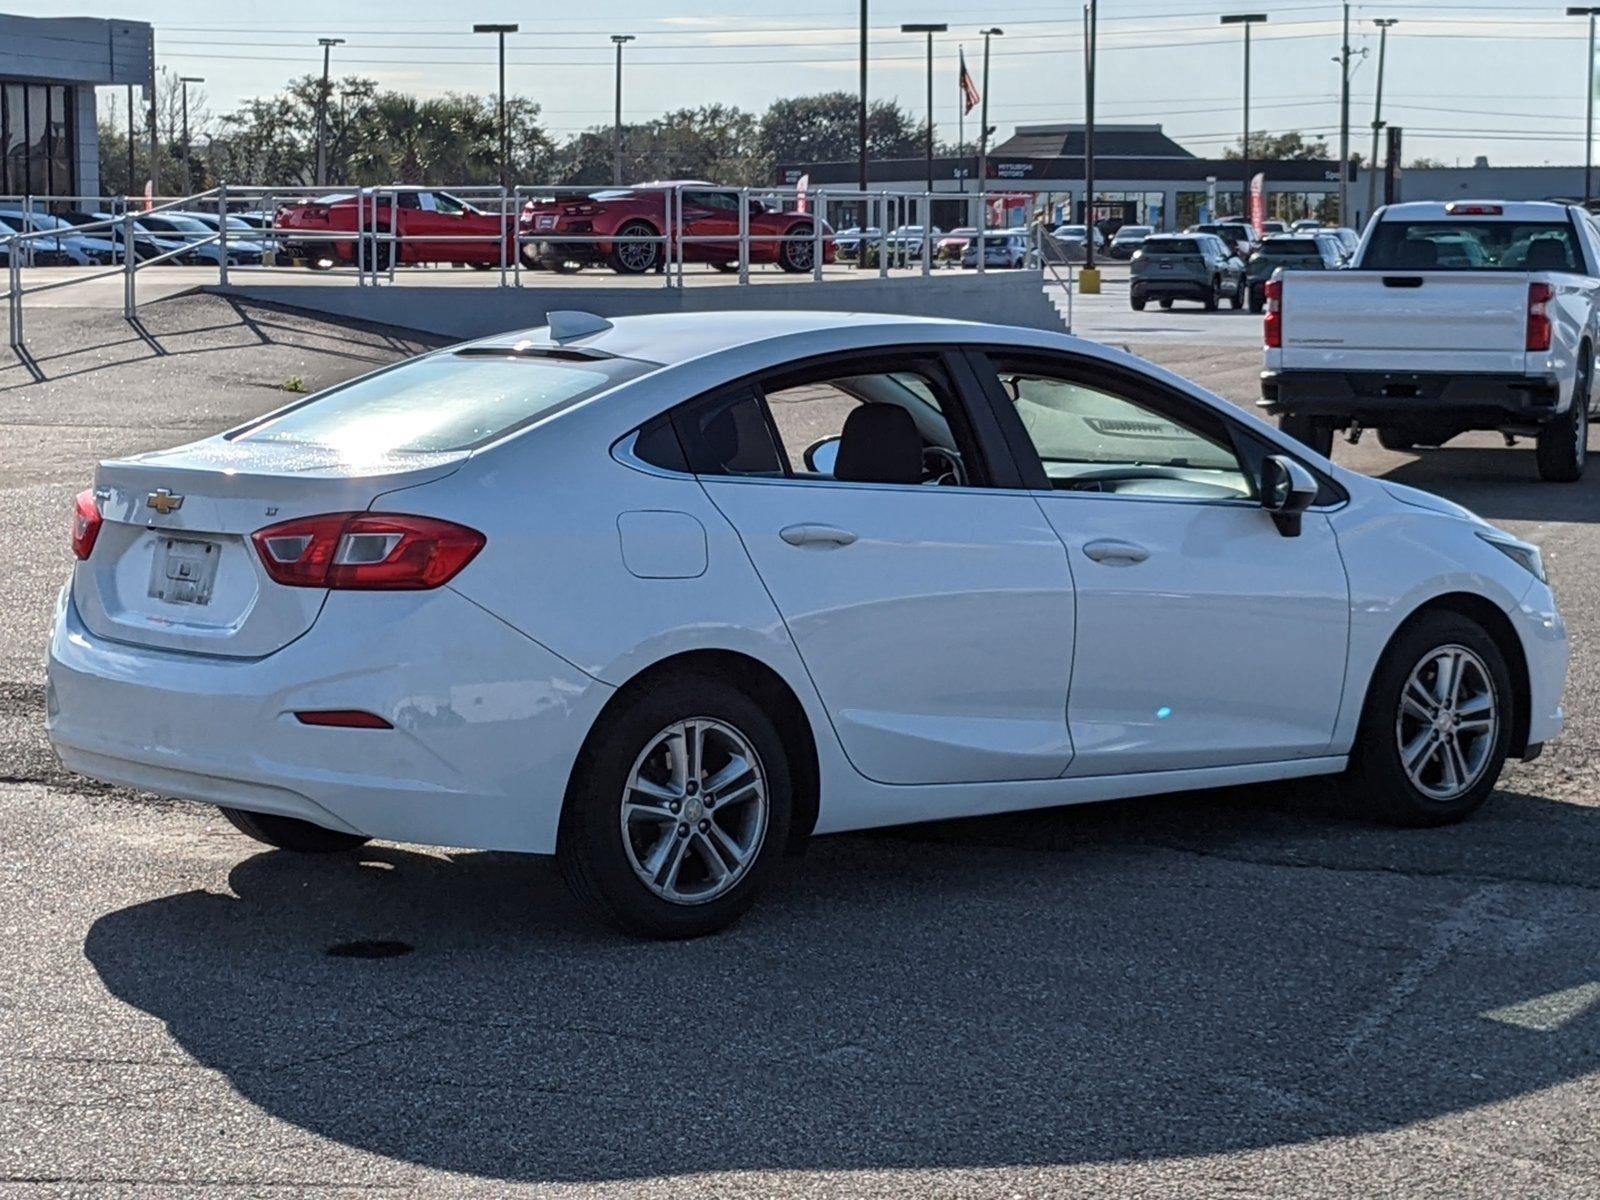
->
252 512 485 590
1264 277 1283 348
295 710 393 729
1526 281 1554 352
71 489 102 560
1445 202 1503 216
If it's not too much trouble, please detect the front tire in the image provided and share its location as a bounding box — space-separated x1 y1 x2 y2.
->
1204 278 1220 311
777 225 815 273
219 808 370 853
1279 412 1336 457
1535 356 1590 482
1229 278 1245 309
557 674 793 939
1343 612 1513 826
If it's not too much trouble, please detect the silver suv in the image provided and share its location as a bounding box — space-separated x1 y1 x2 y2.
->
1130 233 1246 311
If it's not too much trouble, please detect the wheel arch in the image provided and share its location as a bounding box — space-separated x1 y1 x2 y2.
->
566 648 821 851
1363 592 1532 756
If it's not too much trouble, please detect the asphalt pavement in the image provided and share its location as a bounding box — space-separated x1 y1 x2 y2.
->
1 293 1597 1198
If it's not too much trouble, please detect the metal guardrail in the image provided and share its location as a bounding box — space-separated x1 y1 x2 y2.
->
4 182 1046 350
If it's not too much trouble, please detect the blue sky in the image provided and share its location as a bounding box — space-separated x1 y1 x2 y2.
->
46 0 1600 167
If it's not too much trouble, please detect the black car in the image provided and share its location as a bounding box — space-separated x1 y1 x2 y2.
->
1245 234 1345 312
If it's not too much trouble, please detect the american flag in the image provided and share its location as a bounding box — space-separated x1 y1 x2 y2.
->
959 48 981 114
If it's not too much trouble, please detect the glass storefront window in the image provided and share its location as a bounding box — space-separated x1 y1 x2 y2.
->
0 83 75 197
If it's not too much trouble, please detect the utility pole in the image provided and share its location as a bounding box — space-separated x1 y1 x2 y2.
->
1366 19 1397 224
1571 8 1600 203
1084 0 1097 271
315 37 344 187
179 76 204 193
472 23 519 190
978 27 1003 213
611 35 634 186
1221 14 1267 217
1337 1 1351 225
858 0 869 197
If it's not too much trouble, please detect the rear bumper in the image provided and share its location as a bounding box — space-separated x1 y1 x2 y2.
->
1131 276 1210 300
1259 369 1563 425
46 584 613 854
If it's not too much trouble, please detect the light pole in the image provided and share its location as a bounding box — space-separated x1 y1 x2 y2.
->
901 23 947 197
179 76 204 192
1570 7 1600 203
610 35 634 186
1220 14 1267 219
315 37 344 187
858 0 869 197
1337 2 1351 226
977 27 1003 208
473 23 518 190
1366 19 1397 224
1084 0 1098 272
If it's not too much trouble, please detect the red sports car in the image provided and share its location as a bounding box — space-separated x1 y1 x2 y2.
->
519 181 833 274
275 189 513 268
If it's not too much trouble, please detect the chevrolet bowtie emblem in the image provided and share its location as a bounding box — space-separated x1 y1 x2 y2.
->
146 488 185 515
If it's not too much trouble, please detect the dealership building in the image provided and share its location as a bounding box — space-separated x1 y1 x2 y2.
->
0 13 153 200
778 122 1590 232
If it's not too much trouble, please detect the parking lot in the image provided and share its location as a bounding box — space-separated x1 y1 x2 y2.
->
2 294 1598 1197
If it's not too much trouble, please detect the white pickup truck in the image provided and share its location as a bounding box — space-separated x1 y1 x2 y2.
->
1260 200 1600 481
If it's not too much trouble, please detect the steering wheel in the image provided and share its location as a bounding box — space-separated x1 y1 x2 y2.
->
922 445 967 486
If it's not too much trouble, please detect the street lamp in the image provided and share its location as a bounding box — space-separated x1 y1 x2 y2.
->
1569 7 1600 203
473 23 519 190
611 35 634 186
900 23 948 195
179 76 205 192
1366 19 1397 223
977 28 1003 203
1219 14 1267 220
315 37 345 187
858 0 869 195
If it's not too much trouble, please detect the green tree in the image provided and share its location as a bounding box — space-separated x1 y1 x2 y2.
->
1223 131 1331 162
757 92 924 165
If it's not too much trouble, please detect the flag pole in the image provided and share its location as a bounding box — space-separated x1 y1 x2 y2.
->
958 45 965 163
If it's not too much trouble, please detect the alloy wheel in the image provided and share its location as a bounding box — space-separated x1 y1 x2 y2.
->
1395 644 1499 801
620 718 769 905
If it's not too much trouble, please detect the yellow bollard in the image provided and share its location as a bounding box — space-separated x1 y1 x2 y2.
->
1079 267 1101 294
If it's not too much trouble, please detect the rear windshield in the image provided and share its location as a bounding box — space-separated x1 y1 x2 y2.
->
233 352 654 453
1142 238 1199 254
1363 220 1583 272
1260 241 1323 257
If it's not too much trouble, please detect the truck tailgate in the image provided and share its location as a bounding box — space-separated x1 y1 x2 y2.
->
1279 271 1529 374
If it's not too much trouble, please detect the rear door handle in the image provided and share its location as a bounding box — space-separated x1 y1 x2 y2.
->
1082 538 1149 564
780 524 858 547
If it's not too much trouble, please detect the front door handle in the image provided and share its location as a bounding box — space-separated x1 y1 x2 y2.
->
1082 538 1149 565
780 524 858 548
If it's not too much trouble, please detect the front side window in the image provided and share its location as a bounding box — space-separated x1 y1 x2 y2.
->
985 354 1254 502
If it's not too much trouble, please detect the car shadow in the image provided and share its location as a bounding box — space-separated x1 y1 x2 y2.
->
1374 441 1600 525
83 783 1600 1184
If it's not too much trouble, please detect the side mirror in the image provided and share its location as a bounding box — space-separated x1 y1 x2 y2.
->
1260 454 1318 537
804 435 841 476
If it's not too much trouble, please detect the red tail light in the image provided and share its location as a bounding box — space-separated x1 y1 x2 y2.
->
1527 282 1554 352
295 710 393 729
252 512 485 590
1264 277 1284 348
71 489 102 560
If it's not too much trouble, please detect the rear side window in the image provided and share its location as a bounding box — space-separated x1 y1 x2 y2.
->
1261 241 1323 257
1142 238 1199 254
233 352 654 453
672 386 786 477
1364 220 1582 272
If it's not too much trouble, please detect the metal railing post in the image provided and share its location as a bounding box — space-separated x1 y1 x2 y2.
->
386 190 397 284
878 193 890 278
738 186 750 285
216 184 230 287
498 185 508 287
21 194 33 268
921 191 932 278
512 186 522 288
123 213 136 319
7 239 20 349
812 191 825 283
356 189 366 286
977 216 987 275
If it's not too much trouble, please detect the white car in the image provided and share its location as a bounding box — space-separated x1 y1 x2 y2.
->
47 311 1567 937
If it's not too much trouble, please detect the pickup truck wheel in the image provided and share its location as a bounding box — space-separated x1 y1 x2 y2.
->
1280 413 1335 457
1377 427 1416 452
1535 364 1589 482
1204 279 1220 311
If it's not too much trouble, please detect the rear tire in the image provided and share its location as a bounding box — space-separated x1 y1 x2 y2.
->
607 219 661 274
1229 280 1244 309
1342 611 1513 826
1159 297 1173 310
777 224 815 273
1536 356 1590 482
1204 279 1220 311
1279 412 1336 457
1249 291 1264 313
219 808 370 853
1130 296 1146 311
557 674 793 939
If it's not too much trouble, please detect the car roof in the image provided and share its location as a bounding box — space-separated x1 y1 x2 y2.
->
1381 200 1574 221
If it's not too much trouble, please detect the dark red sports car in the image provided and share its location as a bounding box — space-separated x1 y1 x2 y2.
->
519 181 832 274
275 189 512 268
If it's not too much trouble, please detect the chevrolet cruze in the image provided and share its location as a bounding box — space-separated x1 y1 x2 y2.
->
47 311 1567 937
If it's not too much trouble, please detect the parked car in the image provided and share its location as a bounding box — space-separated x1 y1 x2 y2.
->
885 224 942 257
172 210 276 258
1262 199 1600 479
0 216 73 266
0 210 117 265
1049 223 1104 261
276 188 510 269
1131 233 1245 310
1291 219 1323 233
79 212 197 264
133 213 265 267
936 227 977 263
1327 225 1361 259
832 226 879 262
1107 224 1154 260
961 230 1031 269
47 310 1567 937
519 182 831 275
1190 220 1260 258
1246 234 1347 312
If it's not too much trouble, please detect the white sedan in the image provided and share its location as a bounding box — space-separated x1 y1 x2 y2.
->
47 311 1567 937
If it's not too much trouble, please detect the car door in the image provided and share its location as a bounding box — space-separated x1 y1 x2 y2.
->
680 189 740 262
969 348 1350 777
680 349 1077 786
